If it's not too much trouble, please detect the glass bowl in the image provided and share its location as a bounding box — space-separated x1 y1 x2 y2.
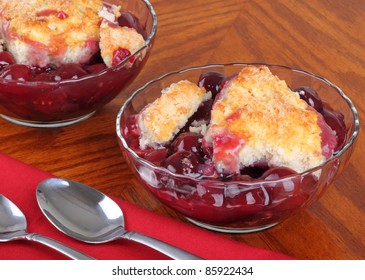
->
116 63 359 233
0 0 157 128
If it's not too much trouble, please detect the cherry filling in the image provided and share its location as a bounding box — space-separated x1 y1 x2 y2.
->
198 71 225 99
123 71 347 182
0 64 34 81
0 51 16 68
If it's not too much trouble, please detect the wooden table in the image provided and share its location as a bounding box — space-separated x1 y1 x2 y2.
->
0 0 364 260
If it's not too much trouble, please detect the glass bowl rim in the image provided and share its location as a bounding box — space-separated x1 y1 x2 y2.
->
116 62 360 185
0 0 157 86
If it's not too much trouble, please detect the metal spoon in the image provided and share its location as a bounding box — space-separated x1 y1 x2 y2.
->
36 178 202 260
0 194 94 260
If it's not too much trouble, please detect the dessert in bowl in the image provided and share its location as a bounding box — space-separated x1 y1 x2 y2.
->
0 0 157 128
116 63 359 233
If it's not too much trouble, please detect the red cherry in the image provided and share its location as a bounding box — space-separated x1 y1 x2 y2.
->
35 64 88 82
144 149 169 165
50 63 88 81
34 72 56 82
0 64 33 81
240 165 269 179
198 71 226 98
84 63 107 74
123 114 140 139
201 138 214 158
0 51 16 69
225 186 270 215
118 12 147 39
112 48 131 66
171 132 204 158
126 139 145 156
179 100 213 133
295 86 323 112
261 167 301 206
261 167 298 180
321 107 346 152
230 174 254 181
300 173 320 196
162 151 201 177
269 196 304 213
197 161 217 178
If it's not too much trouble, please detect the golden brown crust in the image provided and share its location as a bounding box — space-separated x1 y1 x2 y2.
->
1 0 102 47
138 80 208 149
206 65 325 173
0 0 102 66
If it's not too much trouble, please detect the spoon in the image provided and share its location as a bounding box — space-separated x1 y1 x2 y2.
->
0 194 94 260
36 178 203 260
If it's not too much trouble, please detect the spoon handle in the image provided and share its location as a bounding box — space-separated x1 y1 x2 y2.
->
26 233 95 260
123 231 203 260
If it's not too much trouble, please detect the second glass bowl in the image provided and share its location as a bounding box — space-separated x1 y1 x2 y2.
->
0 0 157 128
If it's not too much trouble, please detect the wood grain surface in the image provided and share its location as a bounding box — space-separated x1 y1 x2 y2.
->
1 0 364 259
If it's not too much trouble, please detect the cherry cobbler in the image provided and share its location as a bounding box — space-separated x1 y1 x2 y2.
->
0 0 146 81
0 0 151 124
123 65 347 182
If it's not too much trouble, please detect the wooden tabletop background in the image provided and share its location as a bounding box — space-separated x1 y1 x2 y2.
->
0 0 364 260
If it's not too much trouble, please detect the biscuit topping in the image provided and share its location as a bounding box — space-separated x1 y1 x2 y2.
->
0 0 103 67
204 65 328 174
0 0 145 68
138 80 209 149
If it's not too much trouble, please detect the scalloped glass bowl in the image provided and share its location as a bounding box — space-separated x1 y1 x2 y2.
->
116 63 359 233
0 0 157 128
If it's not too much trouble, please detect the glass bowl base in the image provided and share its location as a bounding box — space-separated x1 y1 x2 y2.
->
185 217 279 233
0 111 95 128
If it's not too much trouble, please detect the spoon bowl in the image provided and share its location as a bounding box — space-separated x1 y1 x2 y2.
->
0 194 94 260
0 195 27 235
36 178 202 260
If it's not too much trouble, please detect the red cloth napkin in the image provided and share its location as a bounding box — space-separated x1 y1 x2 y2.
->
0 153 292 260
